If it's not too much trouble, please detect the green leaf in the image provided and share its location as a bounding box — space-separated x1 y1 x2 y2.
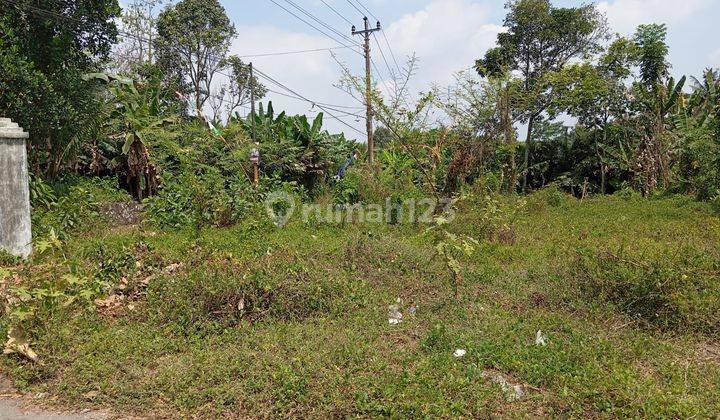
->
82 72 110 82
122 133 135 155
311 113 324 134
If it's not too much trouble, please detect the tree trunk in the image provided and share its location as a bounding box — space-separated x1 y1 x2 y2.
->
522 116 535 193
600 127 607 194
500 85 516 194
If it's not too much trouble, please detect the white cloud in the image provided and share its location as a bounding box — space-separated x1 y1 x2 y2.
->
384 0 502 87
598 0 713 35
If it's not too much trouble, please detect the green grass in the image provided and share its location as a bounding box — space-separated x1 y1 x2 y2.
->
2 194 719 417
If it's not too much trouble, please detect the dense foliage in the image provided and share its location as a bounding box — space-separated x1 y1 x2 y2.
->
0 0 120 177
0 0 717 208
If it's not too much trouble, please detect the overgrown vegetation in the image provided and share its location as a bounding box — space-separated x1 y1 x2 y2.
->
1 0 719 417
2 191 720 417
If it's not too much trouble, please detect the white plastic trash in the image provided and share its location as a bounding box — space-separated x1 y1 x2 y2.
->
388 304 403 325
535 330 548 346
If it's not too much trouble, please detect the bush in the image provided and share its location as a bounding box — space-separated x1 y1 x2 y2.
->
144 168 302 229
573 246 720 335
526 184 571 212
143 249 362 333
31 176 129 239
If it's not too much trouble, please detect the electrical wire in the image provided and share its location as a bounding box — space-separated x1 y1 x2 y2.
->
351 0 379 22
267 0 362 56
373 32 396 79
237 45 354 58
282 0 360 48
265 88 365 118
320 0 354 26
345 0 404 78
253 66 367 135
2 0 368 136
343 0 365 17
381 30 403 76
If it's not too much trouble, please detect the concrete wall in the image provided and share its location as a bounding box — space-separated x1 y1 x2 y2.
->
0 118 32 259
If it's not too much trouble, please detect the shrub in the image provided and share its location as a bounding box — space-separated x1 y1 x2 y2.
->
145 170 254 229
31 176 129 239
453 193 526 242
143 249 362 333
573 246 720 335
526 184 571 212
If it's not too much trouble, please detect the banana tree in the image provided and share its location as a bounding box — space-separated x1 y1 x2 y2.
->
689 69 720 134
237 102 354 192
85 73 176 200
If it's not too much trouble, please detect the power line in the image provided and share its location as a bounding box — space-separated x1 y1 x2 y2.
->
282 0 361 48
265 88 365 118
255 68 367 134
253 66 366 136
351 0 379 22
373 32 396 79
267 0 362 56
344 0 404 78
237 45 354 58
320 0 354 26
381 30 403 76
344 0 365 17
371 58 392 95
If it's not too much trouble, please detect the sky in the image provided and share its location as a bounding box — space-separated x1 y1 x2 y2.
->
218 0 720 141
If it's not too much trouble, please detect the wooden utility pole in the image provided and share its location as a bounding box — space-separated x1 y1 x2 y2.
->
250 62 259 185
352 17 381 164
250 62 257 144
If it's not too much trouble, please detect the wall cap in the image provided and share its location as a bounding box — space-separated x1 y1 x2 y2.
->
0 118 29 139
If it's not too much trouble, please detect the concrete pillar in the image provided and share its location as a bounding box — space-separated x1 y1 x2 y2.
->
0 118 32 259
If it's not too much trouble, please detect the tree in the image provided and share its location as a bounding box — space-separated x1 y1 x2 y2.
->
225 56 267 118
475 0 608 191
373 126 394 150
634 24 670 94
631 24 685 193
434 71 522 192
677 68 720 198
113 0 167 73
548 37 638 193
208 56 267 123
155 0 236 115
0 0 121 177
86 73 176 200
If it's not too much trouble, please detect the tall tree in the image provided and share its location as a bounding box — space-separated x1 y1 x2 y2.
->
113 0 166 73
475 0 608 191
155 0 236 115
0 0 121 177
631 24 685 192
208 56 267 123
225 56 267 119
548 37 639 193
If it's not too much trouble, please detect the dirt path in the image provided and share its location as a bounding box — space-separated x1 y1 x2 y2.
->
0 377 109 420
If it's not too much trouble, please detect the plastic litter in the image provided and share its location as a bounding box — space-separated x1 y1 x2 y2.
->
481 371 525 401
388 304 403 325
453 349 467 358
3 327 39 362
535 330 548 346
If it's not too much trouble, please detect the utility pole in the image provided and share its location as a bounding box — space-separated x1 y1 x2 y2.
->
352 17 381 164
250 62 259 185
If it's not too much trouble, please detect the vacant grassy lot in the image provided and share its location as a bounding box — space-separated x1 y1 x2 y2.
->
2 193 719 418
